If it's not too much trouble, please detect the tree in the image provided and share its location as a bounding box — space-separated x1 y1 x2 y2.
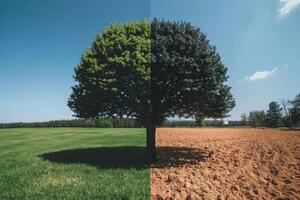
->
280 99 289 117
289 94 300 107
248 110 266 127
289 94 300 126
68 20 235 161
195 115 205 127
265 101 283 128
280 98 292 127
290 107 300 126
240 112 248 126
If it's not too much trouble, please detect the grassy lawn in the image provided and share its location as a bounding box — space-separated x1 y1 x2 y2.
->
0 128 149 200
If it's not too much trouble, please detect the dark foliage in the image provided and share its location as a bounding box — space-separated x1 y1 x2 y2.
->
243 94 300 128
289 94 300 126
265 101 283 128
0 118 141 129
163 120 196 127
248 110 266 127
162 119 227 127
150 19 235 123
240 112 248 126
68 20 235 159
290 107 300 126
68 20 235 124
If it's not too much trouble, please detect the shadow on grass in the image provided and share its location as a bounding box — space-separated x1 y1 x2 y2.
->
40 146 149 169
40 146 208 169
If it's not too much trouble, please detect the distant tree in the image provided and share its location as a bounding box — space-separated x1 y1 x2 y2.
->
204 119 224 127
280 99 290 117
290 107 300 127
280 98 292 127
240 112 248 126
99 119 113 128
0 118 143 129
68 20 235 160
195 115 205 127
289 94 300 107
265 101 283 128
289 94 300 126
248 110 266 127
95 118 113 128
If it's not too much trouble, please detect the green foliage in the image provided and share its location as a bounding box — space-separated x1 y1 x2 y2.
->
68 20 235 126
68 21 151 123
290 107 300 126
265 101 283 128
0 128 149 200
244 94 300 128
96 119 113 128
203 119 224 127
289 93 300 107
289 94 300 126
240 112 248 126
100 120 113 128
68 20 235 160
163 119 234 127
195 116 205 127
248 111 266 127
0 118 141 128
281 116 293 127
163 120 195 127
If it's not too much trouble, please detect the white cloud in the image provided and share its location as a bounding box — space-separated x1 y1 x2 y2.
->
278 0 300 17
245 68 278 81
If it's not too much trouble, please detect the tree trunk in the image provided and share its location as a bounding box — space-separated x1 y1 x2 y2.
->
146 121 156 161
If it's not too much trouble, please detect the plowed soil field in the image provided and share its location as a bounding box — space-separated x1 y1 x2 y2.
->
151 128 300 200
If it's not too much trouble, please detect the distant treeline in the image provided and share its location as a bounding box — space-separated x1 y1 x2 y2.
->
240 94 300 128
0 118 142 129
162 119 240 127
0 118 241 129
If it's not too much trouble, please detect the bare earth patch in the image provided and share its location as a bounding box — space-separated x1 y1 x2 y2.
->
151 128 300 200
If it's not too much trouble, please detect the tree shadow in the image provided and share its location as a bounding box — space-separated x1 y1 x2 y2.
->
40 146 208 169
152 146 209 168
39 146 149 169
278 127 300 131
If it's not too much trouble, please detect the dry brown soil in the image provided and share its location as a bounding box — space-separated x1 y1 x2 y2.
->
151 128 300 200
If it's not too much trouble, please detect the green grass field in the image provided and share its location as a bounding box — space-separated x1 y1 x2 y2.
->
0 128 149 200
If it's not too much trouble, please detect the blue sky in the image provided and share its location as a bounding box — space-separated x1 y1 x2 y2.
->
151 0 300 121
0 0 150 122
0 0 299 122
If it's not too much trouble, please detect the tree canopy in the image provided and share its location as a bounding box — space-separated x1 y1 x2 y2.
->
265 101 283 128
248 110 266 127
68 21 151 124
290 94 300 126
150 19 235 124
68 19 235 160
